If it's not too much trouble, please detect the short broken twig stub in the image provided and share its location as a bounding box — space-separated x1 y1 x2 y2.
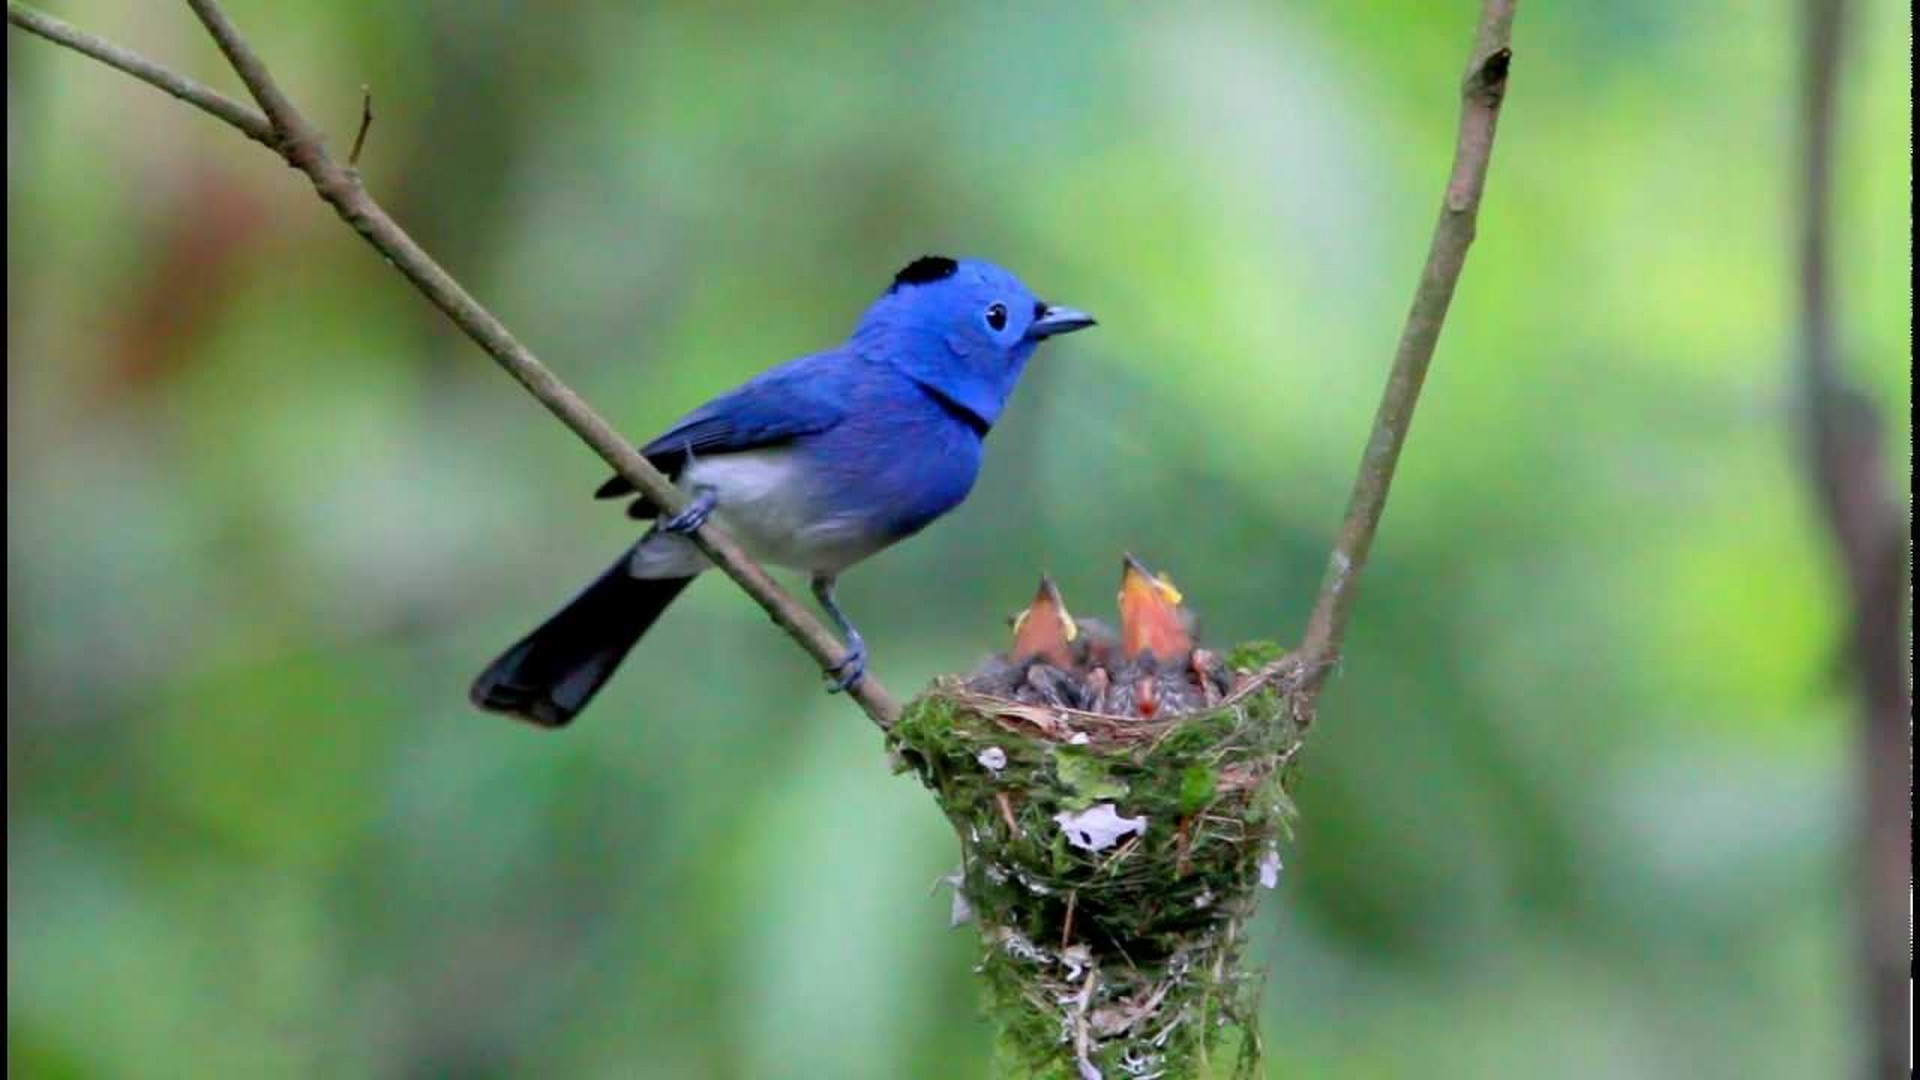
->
890 562 1310 1079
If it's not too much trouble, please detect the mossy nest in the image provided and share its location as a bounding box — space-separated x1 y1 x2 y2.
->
891 642 1308 1080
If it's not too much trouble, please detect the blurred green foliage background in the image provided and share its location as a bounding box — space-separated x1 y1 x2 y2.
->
7 2 1911 1077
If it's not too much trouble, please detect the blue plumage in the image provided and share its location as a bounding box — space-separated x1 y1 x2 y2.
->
472 257 1095 727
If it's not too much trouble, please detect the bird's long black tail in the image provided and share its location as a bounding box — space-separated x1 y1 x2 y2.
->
470 551 694 728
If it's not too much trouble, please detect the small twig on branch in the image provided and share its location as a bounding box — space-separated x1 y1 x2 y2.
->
348 85 372 167
1794 1 1912 1076
1071 964 1099 1080
1293 0 1518 717
6 0 901 731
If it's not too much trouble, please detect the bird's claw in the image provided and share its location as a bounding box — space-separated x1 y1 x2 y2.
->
660 489 717 535
809 573 866 693
826 639 867 693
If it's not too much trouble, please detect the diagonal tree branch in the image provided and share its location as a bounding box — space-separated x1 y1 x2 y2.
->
6 0 902 731
4 2 272 146
1293 0 1517 717
1794 1 1912 1076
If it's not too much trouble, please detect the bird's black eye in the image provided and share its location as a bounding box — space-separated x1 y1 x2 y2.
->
985 302 1008 332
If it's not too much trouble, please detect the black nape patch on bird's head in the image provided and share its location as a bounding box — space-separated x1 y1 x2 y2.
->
891 255 959 291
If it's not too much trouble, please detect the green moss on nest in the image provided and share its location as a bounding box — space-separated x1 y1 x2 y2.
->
891 655 1307 1080
1224 640 1288 671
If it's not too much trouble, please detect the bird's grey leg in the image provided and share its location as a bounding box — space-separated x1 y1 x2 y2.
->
811 572 867 692
659 488 717 535
653 441 715 535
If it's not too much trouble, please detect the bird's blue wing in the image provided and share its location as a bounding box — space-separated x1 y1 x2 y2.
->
593 353 850 503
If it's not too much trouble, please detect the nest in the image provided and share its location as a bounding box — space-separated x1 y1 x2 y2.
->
891 641 1308 1080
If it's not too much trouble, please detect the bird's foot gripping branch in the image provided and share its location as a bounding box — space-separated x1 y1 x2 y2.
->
890 560 1310 1080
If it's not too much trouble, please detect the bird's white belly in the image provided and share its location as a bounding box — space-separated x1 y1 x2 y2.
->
627 450 885 578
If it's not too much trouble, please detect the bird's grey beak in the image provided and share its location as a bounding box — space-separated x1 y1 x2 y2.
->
1026 304 1097 340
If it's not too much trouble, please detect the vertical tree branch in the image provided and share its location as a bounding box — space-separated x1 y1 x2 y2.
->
6 0 901 730
1294 0 1517 715
1795 1 1913 1076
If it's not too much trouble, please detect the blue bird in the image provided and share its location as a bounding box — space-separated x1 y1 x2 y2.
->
471 256 1096 727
